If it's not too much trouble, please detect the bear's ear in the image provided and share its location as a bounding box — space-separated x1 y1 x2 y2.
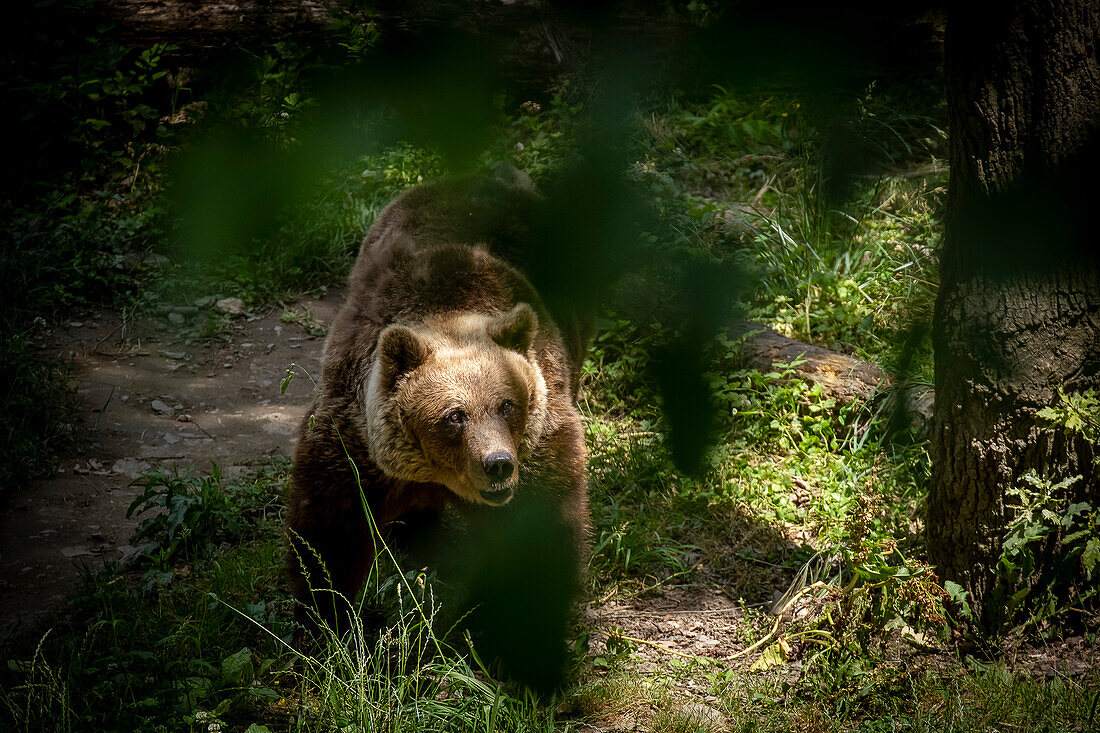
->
488 303 538 354
377 325 429 390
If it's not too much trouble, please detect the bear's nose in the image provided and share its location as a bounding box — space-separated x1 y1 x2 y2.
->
483 452 515 484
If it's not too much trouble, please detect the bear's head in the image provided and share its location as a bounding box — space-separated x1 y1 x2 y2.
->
363 304 549 506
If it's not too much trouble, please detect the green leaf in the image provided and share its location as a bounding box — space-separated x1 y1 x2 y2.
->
1062 502 1091 525
247 687 279 701
222 647 254 686
749 639 790 670
1083 538 1100 573
944 580 973 620
1037 406 1061 422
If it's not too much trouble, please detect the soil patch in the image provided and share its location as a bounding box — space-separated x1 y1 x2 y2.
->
0 291 341 628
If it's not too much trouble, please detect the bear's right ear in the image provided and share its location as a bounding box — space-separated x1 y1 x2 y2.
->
488 303 538 354
376 325 429 391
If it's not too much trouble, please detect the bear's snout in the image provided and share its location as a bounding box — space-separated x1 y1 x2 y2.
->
483 451 516 485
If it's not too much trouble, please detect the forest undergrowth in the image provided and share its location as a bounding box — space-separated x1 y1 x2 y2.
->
2 6 1098 732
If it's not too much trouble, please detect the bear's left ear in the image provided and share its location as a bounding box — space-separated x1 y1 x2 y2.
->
488 303 538 354
377 324 430 391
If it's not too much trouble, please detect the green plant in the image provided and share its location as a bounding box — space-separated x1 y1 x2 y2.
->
710 356 860 453
1 633 73 733
1039 387 1100 449
0 462 292 731
126 463 281 587
994 471 1099 632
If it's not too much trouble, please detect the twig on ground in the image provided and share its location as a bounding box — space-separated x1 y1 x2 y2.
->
618 634 703 661
725 615 782 661
179 415 217 440
596 563 702 604
725 581 828 661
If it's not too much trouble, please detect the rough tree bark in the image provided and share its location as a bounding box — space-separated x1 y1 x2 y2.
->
928 0 1100 627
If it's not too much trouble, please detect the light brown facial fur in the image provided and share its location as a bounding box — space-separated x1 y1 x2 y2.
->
364 305 548 505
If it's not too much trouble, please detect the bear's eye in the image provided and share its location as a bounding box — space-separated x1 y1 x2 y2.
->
445 409 467 426
498 399 515 418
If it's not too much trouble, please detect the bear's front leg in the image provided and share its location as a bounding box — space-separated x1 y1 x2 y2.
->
285 502 375 641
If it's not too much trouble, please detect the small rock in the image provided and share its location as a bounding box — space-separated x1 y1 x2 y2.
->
142 253 171 267
73 465 89 475
113 458 152 479
167 312 185 326
194 295 216 308
215 297 246 316
150 399 171 413
61 547 96 559
69 321 84 328
681 703 728 732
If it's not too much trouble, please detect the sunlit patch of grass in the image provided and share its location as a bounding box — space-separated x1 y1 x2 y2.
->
708 664 1100 733
631 84 945 384
556 674 632 720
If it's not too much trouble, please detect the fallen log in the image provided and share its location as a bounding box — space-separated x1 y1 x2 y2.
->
731 322 934 438
100 0 693 95
102 1 332 46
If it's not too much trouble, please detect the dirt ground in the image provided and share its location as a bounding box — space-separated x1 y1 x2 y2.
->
0 291 341 628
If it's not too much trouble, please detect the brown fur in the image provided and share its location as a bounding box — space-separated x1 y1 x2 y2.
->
285 176 589 634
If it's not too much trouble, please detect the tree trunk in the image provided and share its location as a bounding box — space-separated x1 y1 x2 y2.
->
929 0 1100 628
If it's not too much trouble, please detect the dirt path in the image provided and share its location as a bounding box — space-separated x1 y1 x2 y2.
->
0 291 342 629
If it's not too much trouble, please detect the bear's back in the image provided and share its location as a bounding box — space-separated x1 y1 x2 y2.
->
321 177 549 400
354 177 539 289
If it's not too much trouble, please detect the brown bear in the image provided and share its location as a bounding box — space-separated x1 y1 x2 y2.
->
284 174 589 661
